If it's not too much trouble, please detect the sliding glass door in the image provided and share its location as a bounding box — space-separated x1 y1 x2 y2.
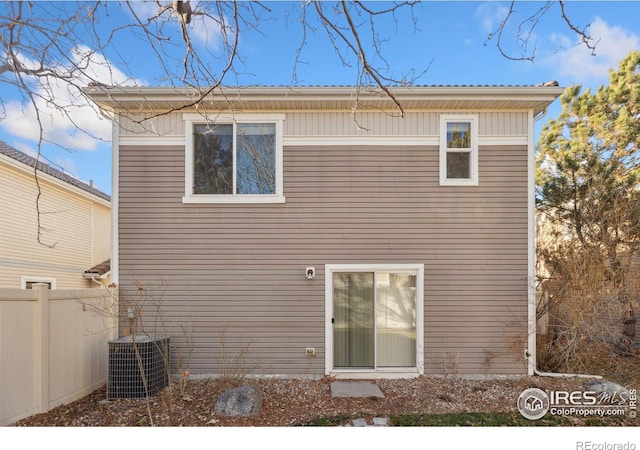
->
332 270 417 370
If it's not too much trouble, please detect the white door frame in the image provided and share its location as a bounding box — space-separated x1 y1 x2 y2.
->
325 263 424 378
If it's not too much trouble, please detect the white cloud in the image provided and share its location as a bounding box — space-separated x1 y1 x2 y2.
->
127 0 161 21
543 17 639 84
476 2 509 33
0 47 142 151
189 12 224 49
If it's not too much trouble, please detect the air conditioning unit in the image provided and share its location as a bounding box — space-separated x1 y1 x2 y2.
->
107 335 170 399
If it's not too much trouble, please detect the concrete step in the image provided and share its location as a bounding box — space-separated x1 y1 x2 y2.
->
330 381 384 398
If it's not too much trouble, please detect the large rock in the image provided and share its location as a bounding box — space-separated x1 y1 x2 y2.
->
214 384 263 417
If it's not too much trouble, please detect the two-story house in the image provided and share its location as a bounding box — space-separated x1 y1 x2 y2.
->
86 85 562 378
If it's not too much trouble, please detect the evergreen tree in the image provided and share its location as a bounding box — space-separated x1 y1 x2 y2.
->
537 51 639 359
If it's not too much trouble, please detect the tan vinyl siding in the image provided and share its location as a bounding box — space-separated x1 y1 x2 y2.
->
118 142 528 376
284 111 527 137
91 202 111 265
118 111 528 138
0 163 107 289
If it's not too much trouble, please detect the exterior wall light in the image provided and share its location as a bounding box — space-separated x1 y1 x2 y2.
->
306 267 316 280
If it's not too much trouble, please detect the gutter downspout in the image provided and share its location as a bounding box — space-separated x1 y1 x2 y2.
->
528 106 602 380
89 275 102 287
89 274 107 288
534 367 602 379
84 271 111 289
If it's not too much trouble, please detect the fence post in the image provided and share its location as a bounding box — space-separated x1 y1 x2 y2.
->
34 283 49 414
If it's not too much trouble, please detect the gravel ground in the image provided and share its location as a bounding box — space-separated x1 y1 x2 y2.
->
14 343 640 427
14 375 609 427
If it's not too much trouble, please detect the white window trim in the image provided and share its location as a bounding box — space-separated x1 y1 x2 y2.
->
21 276 57 290
325 263 424 378
183 113 286 204
439 114 479 186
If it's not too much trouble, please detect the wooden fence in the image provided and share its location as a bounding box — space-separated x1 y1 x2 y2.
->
0 285 116 426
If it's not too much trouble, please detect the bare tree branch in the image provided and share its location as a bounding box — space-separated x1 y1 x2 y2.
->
485 1 597 62
339 1 404 116
558 0 599 55
0 1 604 246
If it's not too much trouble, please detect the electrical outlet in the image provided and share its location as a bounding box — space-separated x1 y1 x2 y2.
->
305 347 315 356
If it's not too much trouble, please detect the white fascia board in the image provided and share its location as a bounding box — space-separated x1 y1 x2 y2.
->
118 134 528 147
284 136 439 146
285 135 527 147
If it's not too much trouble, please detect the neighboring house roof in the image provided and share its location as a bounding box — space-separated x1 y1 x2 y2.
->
85 84 564 117
0 140 111 202
84 259 111 278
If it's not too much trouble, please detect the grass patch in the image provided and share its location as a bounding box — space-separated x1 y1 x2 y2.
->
296 412 633 427
296 415 352 426
389 412 630 427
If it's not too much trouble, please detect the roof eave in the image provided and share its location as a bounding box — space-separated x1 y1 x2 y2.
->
84 85 564 116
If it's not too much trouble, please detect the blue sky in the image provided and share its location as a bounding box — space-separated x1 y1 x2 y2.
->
0 1 639 196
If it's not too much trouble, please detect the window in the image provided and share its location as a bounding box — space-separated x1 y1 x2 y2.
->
439 115 478 186
183 114 285 203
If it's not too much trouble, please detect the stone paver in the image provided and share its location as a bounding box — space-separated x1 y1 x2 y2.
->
330 381 384 398
345 417 390 427
372 417 389 426
352 418 368 427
